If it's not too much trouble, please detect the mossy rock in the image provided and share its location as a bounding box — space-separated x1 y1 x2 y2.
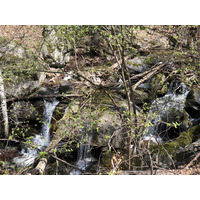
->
151 125 199 153
118 88 150 105
150 125 200 166
133 89 149 104
144 55 162 66
42 26 71 68
151 73 169 95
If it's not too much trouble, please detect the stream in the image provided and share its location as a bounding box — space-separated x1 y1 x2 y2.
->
143 82 190 143
13 98 59 167
70 130 96 175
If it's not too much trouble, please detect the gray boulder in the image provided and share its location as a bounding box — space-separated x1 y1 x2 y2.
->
11 101 39 122
0 37 26 58
59 80 73 94
6 81 39 99
92 111 126 148
41 26 70 68
127 57 148 74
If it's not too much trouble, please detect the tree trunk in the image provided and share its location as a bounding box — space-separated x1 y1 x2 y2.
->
0 69 9 138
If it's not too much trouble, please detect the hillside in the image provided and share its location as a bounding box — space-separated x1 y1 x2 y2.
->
0 25 200 175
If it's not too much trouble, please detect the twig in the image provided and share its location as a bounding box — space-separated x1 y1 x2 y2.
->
185 152 200 169
51 154 93 174
76 71 97 86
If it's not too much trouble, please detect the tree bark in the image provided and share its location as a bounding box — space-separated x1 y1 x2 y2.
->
31 158 47 175
0 69 9 138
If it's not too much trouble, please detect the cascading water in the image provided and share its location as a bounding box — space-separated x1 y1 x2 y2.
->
143 82 190 143
70 130 96 175
13 98 59 167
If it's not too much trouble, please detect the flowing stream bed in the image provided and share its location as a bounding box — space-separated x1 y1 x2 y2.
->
13 98 59 167
143 82 190 143
70 131 96 175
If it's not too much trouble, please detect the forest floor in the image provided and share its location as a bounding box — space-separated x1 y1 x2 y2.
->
117 163 200 175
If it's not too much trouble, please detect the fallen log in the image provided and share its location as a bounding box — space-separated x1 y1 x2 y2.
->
29 123 66 175
132 61 169 90
31 157 48 175
29 106 80 175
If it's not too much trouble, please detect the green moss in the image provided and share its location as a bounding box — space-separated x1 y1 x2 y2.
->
145 55 161 65
133 89 149 104
101 149 112 168
150 73 170 95
158 84 168 95
150 125 200 158
92 90 122 110
101 148 141 170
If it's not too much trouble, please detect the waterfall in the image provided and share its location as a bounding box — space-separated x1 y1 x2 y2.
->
70 130 96 175
143 82 190 143
13 98 59 167
33 99 59 149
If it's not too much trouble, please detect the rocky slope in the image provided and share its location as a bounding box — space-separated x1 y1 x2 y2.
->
0 25 200 175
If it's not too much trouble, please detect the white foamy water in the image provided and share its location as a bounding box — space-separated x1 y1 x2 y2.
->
13 99 59 167
70 131 96 175
63 71 73 81
143 83 190 143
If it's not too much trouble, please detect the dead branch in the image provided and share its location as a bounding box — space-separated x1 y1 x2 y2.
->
76 71 97 86
108 55 131 71
51 154 92 174
185 152 200 169
132 61 169 90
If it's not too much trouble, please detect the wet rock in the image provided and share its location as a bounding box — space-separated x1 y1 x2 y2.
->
31 100 45 117
150 73 168 95
133 89 149 105
31 86 54 96
0 147 20 162
59 80 73 94
118 88 149 105
144 86 190 141
127 55 162 75
185 86 200 119
11 101 39 122
149 125 200 168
